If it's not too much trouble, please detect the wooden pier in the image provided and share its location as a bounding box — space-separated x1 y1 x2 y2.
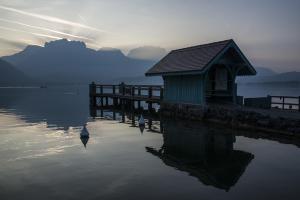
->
89 82 163 112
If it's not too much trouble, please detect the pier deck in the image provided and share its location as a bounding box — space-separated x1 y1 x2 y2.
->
89 83 163 110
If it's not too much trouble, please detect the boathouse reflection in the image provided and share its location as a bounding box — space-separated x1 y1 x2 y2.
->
146 120 254 191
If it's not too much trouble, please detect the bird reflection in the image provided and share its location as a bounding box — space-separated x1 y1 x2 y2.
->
80 124 90 148
146 120 254 191
139 124 145 134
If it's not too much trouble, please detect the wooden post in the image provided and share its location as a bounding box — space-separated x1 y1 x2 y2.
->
131 86 135 97
113 110 116 120
267 95 272 109
100 108 103 117
148 102 152 113
131 86 135 111
160 87 164 100
232 83 237 104
282 96 285 110
138 87 141 109
101 97 104 107
299 96 300 112
113 85 115 95
148 86 153 114
89 82 96 107
131 113 135 126
120 82 125 95
100 85 103 94
89 107 96 118
138 87 141 96
105 96 108 106
148 86 152 98
121 99 125 123
148 118 152 130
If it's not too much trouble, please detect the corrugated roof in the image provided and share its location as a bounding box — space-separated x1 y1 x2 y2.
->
145 39 253 76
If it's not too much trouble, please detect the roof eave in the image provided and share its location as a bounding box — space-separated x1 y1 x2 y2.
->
145 69 205 77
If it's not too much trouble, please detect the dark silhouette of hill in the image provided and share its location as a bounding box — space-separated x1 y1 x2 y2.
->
238 67 300 84
2 40 299 85
0 58 35 86
127 46 167 61
2 39 155 84
255 71 300 83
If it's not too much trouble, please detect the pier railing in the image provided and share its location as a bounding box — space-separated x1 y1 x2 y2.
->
244 95 300 111
89 82 163 110
270 96 300 111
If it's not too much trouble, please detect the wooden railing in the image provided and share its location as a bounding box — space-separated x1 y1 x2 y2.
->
89 83 163 103
270 96 300 111
243 95 300 111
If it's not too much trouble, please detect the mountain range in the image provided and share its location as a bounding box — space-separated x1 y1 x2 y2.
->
0 39 299 86
237 67 300 84
2 39 155 84
0 59 34 86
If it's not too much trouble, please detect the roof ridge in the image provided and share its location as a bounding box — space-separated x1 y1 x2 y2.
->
172 39 233 53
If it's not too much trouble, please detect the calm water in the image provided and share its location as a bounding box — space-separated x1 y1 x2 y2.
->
0 85 300 200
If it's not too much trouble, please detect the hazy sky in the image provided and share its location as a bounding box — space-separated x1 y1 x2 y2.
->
0 0 299 72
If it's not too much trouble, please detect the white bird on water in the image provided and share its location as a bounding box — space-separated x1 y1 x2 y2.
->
80 124 90 148
80 124 89 138
138 115 145 126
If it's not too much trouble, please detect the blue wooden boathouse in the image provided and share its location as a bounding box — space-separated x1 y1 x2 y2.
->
145 39 256 105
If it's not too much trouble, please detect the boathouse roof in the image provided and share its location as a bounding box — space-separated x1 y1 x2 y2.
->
145 39 256 76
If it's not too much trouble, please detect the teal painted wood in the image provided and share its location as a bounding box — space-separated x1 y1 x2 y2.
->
163 75 204 104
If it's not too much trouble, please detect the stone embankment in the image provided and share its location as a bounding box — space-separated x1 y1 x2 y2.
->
161 102 300 137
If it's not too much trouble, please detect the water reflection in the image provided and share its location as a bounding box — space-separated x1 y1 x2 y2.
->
91 108 256 191
0 86 89 130
146 120 254 191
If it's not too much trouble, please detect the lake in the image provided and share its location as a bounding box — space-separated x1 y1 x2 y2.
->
0 84 300 200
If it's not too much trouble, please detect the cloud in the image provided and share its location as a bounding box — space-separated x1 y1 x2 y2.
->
0 18 94 41
0 26 62 40
0 37 28 49
0 5 107 33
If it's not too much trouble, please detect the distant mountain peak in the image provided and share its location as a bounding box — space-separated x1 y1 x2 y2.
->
97 47 125 57
99 47 120 52
127 46 167 61
24 45 42 51
1 39 155 84
44 39 86 49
